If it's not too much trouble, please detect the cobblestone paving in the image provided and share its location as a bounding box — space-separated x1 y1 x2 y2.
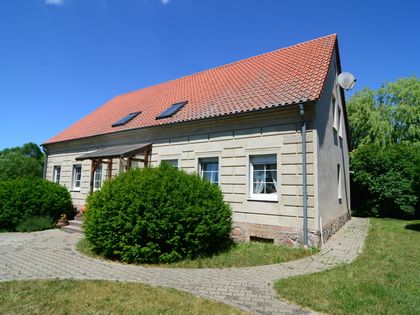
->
0 217 368 315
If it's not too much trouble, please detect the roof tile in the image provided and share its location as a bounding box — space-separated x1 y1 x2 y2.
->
45 34 337 144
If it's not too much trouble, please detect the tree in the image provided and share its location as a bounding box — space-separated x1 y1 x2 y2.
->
347 77 420 149
348 77 420 218
0 142 44 180
350 144 420 218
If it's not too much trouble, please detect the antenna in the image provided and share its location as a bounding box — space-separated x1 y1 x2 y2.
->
337 72 356 90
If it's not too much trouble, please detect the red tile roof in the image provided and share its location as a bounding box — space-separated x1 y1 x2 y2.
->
45 34 337 144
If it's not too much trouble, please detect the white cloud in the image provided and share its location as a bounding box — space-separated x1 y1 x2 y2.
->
161 0 170 5
45 0 65 6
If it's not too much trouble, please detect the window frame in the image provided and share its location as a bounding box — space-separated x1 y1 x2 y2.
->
249 154 278 202
337 163 342 201
161 159 179 169
53 165 61 184
93 164 105 191
71 164 82 191
198 157 219 185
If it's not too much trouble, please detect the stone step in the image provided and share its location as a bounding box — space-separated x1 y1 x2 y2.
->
61 223 83 234
73 215 83 222
69 220 82 228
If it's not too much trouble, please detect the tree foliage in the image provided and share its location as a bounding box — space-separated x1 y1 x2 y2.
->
350 144 420 218
347 77 420 149
348 77 420 218
0 142 44 180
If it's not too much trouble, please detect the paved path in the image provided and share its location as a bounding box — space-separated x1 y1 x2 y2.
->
0 217 368 315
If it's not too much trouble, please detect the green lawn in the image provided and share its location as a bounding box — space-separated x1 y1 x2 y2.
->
0 280 247 315
77 238 317 268
275 218 420 315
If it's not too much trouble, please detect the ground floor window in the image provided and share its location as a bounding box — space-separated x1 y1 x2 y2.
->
53 165 61 184
249 154 278 201
161 159 179 168
94 164 105 191
199 157 219 185
72 164 82 190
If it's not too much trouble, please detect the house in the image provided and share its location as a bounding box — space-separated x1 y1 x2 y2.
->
42 34 351 247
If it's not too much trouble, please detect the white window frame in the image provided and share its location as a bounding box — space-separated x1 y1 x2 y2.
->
198 157 219 185
161 159 179 169
332 90 339 131
53 165 61 184
93 164 105 191
249 154 278 201
72 164 82 191
337 163 342 201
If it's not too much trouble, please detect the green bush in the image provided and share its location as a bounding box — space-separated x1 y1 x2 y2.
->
16 216 54 232
350 144 420 218
84 163 233 263
0 177 74 231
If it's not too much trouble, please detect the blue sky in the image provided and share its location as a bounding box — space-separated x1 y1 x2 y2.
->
0 0 418 150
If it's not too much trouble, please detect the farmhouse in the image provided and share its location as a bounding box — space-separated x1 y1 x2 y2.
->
43 34 351 247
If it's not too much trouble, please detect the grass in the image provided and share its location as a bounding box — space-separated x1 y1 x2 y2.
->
77 238 317 268
15 216 55 232
275 218 420 315
0 279 247 315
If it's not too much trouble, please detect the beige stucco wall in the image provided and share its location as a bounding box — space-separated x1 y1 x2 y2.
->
45 107 317 231
313 49 351 227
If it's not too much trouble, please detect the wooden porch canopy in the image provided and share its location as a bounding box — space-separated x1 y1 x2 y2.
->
76 142 152 192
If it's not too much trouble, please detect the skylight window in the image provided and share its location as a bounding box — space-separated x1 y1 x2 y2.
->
156 101 187 119
112 112 141 127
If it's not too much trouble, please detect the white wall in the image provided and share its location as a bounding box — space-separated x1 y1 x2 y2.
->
313 49 351 225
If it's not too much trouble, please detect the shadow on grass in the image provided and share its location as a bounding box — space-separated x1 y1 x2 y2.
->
405 223 420 232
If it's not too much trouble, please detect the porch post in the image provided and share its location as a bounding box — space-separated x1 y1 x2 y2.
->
107 159 113 180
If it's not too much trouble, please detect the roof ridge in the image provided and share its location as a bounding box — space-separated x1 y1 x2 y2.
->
115 33 337 99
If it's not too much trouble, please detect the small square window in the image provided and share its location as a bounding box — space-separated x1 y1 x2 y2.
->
72 165 82 190
161 159 179 168
199 158 219 185
53 166 61 184
250 155 278 201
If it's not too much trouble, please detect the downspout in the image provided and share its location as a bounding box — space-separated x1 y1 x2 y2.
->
42 146 48 180
299 104 308 248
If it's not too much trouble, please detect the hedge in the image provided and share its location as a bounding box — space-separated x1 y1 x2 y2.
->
350 144 420 218
0 177 74 231
84 163 233 263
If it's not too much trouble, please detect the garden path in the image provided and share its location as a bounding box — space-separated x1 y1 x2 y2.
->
0 217 368 315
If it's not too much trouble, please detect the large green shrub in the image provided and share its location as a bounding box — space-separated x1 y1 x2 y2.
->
0 177 74 231
84 164 233 263
350 144 420 218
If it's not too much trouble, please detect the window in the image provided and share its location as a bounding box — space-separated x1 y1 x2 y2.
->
161 159 179 168
112 112 141 127
53 166 61 184
337 106 342 137
72 165 82 190
337 163 342 200
156 101 187 119
332 93 339 131
199 158 219 184
94 164 104 191
249 155 278 201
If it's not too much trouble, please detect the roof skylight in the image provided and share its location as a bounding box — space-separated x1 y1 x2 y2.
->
156 101 187 119
112 112 141 127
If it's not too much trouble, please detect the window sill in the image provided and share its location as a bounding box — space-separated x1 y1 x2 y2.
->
247 197 278 203
70 189 81 192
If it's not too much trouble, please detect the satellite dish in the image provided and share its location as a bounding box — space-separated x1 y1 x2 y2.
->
337 72 356 90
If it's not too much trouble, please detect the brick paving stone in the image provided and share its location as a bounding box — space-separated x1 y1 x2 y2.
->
0 217 368 315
